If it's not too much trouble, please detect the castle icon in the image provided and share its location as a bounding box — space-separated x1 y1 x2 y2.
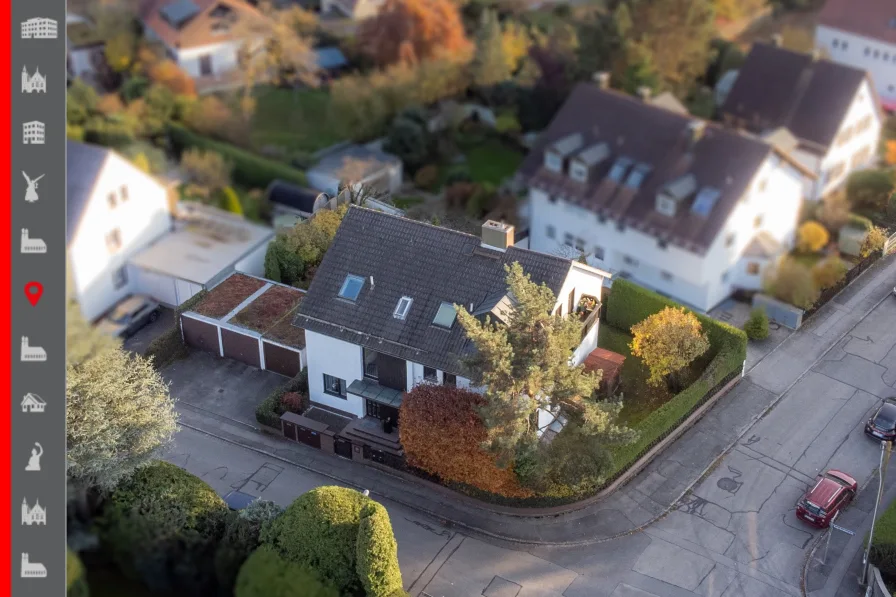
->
21 229 47 254
22 498 46 525
21 337 47 362
22 66 46 93
20 553 47 578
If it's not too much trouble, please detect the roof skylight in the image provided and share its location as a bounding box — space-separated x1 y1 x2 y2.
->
433 302 457 329
625 163 652 189
608 157 633 183
393 296 413 320
691 187 722 217
338 274 364 301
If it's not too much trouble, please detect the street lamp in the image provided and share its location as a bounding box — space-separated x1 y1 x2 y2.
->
863 440 892 587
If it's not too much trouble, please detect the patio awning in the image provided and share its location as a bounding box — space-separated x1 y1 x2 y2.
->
347 378 403 408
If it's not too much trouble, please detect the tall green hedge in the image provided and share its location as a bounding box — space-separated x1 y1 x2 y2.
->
260 486 405 597
168 123 307 190
235 546 338 597
605 279 747 472
870 497 896 579
255 369 309 428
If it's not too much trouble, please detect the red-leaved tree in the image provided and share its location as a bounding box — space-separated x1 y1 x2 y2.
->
399 384 531 497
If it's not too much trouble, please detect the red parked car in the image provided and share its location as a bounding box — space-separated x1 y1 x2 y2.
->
796 470 857 528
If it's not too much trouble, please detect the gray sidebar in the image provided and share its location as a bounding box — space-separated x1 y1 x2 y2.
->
12 4 66 597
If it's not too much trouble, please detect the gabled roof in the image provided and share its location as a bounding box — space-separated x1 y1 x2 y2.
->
139 0 265 50
294 207 578 373
67 140 113 244
818 0 896 45
720 43 871 150
516 83 802 255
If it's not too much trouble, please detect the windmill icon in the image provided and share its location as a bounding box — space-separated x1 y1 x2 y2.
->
23 171 43 203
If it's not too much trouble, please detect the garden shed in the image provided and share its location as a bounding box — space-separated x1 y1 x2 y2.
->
180 272 306 377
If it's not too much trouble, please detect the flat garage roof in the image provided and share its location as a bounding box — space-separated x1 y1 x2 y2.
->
130 204 274 286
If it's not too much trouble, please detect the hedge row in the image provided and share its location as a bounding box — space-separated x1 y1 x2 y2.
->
870 496 896 579
168 123 307 190
255 370 309 428
144 290 208 370
235 546 338 597
605 280 747 473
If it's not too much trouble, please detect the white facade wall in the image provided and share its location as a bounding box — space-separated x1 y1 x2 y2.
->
175 41 242 78
68 46 103 79
69 153 171 321
306 331 366 417
815 25 896 109
234 240 270 277
553 264 606 365
527 154 805 312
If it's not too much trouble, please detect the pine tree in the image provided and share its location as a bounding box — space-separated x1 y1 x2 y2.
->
471 10 511 89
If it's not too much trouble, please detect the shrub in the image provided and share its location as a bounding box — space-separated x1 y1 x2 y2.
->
400 384 531 497
235 546 338 597
280 391 305 414
743 307 769 341
255 372 308 428
889 191 896 219
847 212 874 230
144 290 208 369
215 500 285 595
797 220 830 253
184 95 247 146
261 487 405 596
630 307 710 387
764 258 819 309
495 110 521 135
444 181 478 210
97 93 126 116
413 164 440 190
121 76 150 101
444 167 472 186
219 186 244 215
846 169 894 210
148 59 196 97
861 226 889 258
169 123 307 190
384 114 431 171
97 461 228 594
67 548 89 597
818 190 851 232
811 255 848 290
181 148 233 192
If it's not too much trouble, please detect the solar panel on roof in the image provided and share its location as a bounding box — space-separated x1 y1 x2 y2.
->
160 0 201 27
691 187 721 217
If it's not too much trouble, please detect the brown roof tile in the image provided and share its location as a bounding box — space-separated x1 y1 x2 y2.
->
819 0 896 45
139 0 266 50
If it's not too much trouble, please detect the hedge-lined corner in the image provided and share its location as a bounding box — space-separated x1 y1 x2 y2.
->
255 369 309 428
605 279 747 475
356 502 406 597
870 496 896 581
235 546 338 597
144 290 209 370
168 123 307 190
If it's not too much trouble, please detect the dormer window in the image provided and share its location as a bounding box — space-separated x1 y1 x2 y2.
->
656 173 697 217
570 161 588 182
433 301 457 328
570 143 610 183
545 151 563 173
393 296 413 320
338 274 364 301
545 133 584 174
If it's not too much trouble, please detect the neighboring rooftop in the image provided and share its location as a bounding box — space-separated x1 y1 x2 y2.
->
516 83 810 255
129 203 274 286
818 0 896 46
294 207 581 373
139 0 265 49
720 42 872 150
265 180 329 216
311 144 401 180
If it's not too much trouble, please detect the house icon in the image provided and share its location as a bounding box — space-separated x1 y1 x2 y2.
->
21 393 45 413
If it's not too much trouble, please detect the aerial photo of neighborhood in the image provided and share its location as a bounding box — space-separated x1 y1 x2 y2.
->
63 0 896 595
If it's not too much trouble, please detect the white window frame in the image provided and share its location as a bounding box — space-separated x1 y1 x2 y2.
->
393 296 413 320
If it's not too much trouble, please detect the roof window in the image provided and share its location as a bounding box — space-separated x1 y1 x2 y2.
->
625 163 652 189
607 157 633 183
691 187 721 217
338 274 364 301
433 302 457 329
393 296 413 320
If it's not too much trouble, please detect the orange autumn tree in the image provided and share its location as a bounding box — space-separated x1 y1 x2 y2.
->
358 0 470 67
399 384 531 498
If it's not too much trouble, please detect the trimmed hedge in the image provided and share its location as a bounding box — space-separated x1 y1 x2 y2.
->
144 290 208 369
235 546 338 597
168 123 307 190
870 496 896 579
215 500 285 595
67 548 89 597
255 370 308 428
605 280 746 475
260 486 405 597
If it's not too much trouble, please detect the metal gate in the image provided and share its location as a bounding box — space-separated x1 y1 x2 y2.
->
334 437 352 460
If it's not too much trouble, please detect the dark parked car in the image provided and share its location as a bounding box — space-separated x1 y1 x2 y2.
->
97 295 161 338
865 399 896 442
795 470 857 528
222 490 258 511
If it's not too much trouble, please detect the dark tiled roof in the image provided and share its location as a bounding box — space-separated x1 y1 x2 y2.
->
720 43 868 149
265 180 326 215
819 0 896 45
294 207 574 374
517 83 777 255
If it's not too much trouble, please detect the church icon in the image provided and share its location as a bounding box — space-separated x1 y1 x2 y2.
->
21 229 47 254
21 337 47 362
22 498 46 525
22 66 46 93
20 553 47 579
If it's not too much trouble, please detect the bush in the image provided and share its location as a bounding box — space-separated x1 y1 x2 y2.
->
235 546 338 597
764 258 819 309
97 461 228 594
413 164 440 190
255 371 308 428
121 76 150 101
818 190 851 232
384 114 431 172
846 169 894 210
889 192 896 219
743 307 769 341
169 123 307 190
494 110 521 136
400 385 531 497
261 487 405 596
219 186 244 215
215 500 285 595
797 220 830 253
847 212 874 231
144 291 207 369
811 255 848 290
630 307 710 387
67 548 89 597
444 181 478 210
861 226 889 258
181 148 233 192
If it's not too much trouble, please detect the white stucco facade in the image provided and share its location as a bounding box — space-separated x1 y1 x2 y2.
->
69 153 172 321
815 25 896 110
526 154 806 312
174 41 242 79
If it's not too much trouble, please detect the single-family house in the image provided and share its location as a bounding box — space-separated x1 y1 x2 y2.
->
293 207 610 422
320 0 384 20
814 0 896 111
719 41 882 200
307 144 403 198
139 0 267 93
67 140 173 321
516 79 816 313
66 13 106 84
265 180 331 227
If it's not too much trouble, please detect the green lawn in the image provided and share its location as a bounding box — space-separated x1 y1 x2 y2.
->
249 87 345 155
438 135 525 189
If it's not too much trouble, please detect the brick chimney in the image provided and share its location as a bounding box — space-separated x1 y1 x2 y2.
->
481 220 515 251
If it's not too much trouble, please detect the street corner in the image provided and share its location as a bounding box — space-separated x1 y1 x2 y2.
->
691 450 787 515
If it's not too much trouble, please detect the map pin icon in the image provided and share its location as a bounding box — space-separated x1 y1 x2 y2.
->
24 282 43 307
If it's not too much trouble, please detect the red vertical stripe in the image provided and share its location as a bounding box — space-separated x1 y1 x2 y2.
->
2 2 12 595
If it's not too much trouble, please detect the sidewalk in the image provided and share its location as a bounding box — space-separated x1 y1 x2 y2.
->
174 253 896 546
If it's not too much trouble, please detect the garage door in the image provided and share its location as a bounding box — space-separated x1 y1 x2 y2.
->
181 316 220 355
221 328 261 368
263 342 301 377
175 279 203 306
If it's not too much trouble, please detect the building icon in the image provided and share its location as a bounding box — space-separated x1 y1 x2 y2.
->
21 393 46 413
23 121 45 145
21 18 57 39
21 229 47 254
22 499 46 525
22 66 46 93
21 337 47 362
20 554 47 578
